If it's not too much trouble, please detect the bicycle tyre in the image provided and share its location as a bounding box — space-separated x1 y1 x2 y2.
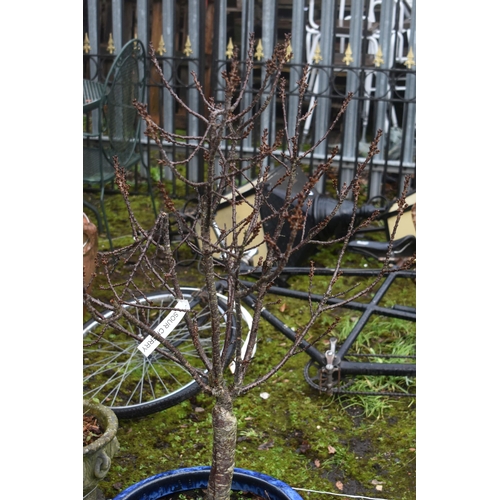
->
83 287 240 418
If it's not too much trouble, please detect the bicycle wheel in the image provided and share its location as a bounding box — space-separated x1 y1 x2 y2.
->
83 287 240 418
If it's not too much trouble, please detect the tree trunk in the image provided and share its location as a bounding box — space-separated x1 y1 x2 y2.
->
206 392 237 500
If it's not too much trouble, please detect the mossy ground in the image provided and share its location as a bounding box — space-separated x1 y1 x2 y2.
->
83 188 416 500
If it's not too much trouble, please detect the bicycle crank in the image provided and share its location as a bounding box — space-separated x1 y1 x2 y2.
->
304 338 416 398
303 338 352 394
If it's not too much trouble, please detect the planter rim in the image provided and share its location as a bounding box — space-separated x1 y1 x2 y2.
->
83 399 119 455
112 466 303 500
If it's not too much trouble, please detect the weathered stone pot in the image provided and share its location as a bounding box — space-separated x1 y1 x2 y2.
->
84 400 120 500
112 466 303 500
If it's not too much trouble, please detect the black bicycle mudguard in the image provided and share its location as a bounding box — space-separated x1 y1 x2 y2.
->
347 234 416 261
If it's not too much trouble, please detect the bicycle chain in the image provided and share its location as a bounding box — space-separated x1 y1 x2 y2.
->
303 359 416 398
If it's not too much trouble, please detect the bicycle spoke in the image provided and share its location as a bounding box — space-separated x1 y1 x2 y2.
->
83 288 244 417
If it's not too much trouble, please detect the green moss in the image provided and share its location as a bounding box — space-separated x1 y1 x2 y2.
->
85 192 416 500
99 364 415 499
96 305 415 499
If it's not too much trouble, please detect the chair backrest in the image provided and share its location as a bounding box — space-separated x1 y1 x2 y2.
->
99 39 146 167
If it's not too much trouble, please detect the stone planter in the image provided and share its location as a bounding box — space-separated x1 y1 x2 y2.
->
83 400 120 500
112 466 303 500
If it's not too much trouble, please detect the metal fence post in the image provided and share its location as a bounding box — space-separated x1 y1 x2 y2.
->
112 0 123 53
341 0 364 190
212 0 227 179
313 0 335 192
187 0 200 181
161 0 176 181
287 0 306 141
241 0 255 154
260 0 277 166
402 2 416 188
215 0 227 105
135 0 148 178
86 0 100 136
87 0 99 79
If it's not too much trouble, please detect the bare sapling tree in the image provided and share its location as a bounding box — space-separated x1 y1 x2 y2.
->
84 34 415 500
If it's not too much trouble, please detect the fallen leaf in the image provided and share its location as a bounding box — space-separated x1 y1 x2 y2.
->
258 440 274 450
327 445 336 454
194 407 205 412
280 302 287 312
335 481 343 491
375 485 383 491
297 441 311 453
371 479 384 485
260 392 270 400
314 459 321 468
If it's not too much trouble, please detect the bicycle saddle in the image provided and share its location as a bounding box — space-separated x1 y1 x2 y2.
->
347 234 416 261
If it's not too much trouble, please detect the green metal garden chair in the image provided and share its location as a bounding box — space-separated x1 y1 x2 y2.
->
83 38 157 249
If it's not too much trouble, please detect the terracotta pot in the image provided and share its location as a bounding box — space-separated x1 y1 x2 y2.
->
83 400 120 500
83 213 98 293
112 466 303 500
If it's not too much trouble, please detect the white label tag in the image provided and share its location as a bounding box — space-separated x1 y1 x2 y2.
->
138 299 191 357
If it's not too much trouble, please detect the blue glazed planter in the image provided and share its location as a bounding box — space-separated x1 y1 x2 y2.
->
112 466 303 500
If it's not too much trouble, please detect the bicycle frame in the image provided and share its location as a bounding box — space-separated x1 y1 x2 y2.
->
216 266 416 396
179 179 416 396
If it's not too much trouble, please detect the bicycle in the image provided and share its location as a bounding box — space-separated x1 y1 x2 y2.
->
83 164 416 419
83 259 415 419
84 287 247 418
